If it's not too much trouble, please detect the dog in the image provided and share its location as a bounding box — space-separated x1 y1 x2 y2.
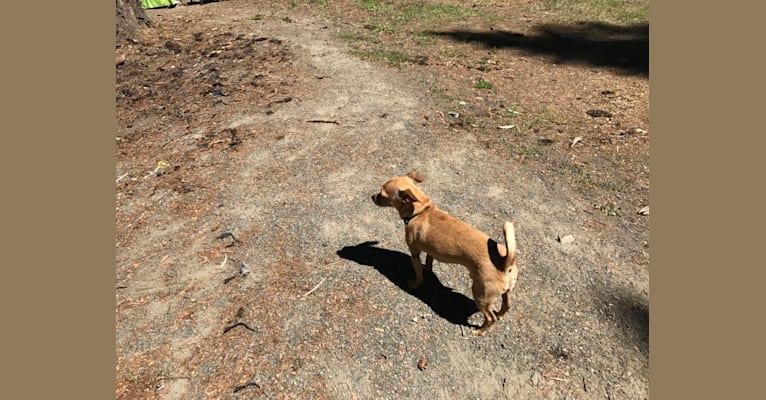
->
371 172 519 335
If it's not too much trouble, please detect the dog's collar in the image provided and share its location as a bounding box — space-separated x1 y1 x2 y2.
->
402 209 427 225
402 213 420 225
402 203 432 225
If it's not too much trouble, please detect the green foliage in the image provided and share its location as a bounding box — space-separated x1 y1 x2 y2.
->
352 49 427 67
543 0 649 24
474 78 493 89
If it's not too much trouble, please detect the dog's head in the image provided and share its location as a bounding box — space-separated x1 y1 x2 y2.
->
371 172 431 219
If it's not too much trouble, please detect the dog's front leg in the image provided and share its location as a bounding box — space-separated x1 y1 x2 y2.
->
408 252 424 289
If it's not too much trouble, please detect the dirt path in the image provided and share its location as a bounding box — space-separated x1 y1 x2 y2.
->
117 2 648 399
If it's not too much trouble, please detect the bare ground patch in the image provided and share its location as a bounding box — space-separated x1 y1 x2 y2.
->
117 1 648 399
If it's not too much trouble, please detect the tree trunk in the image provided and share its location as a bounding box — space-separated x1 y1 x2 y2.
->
116 0 150 42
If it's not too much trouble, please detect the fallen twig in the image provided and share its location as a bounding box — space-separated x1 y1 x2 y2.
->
216 231 241 243
233 381 260 393
223 321 257 334
302 277 326 298
219 254 228 268
268 96 293 107
306 119 339 124
116 173 129 183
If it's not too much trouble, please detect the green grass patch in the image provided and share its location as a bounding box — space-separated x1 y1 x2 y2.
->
508 144 543 158
352 49 427 67
593 201 622 216
413 30 438 45
574 168 619 192
355 0 394 12
397 3 477 24
339 32 380 44
543 0 648 24
527 106 562 129
354 1 484 30
436 47 466 60
474 78 493 89
429 85 452 100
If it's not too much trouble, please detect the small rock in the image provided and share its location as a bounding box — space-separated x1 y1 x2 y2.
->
621 127 647 135
531 371 540 386
164 40 182 54
417 355 428 370
586 109 612 118
558 235 575 244
447 111 460 118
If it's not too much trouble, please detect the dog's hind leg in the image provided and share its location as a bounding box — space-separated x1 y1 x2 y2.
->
472 302 497 336
496 289 512 319
471 282 498 336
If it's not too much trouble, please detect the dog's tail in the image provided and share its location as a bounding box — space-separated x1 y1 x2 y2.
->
502 221 517 273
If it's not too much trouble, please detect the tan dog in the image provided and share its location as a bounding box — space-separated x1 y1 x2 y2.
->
371 172 519 335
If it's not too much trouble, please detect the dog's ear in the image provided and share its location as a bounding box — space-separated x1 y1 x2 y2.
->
407 171 426 183
398 187 424 204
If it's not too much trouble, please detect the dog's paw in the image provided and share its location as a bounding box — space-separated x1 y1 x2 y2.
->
471 327 488 336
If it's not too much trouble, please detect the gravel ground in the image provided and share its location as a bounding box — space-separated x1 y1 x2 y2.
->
116 2 648 399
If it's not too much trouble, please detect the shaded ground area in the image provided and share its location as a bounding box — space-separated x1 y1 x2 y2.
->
116 1 649 399
428 21 649 75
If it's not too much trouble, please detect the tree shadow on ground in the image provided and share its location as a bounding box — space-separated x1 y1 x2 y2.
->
593 287 649 355
427 21 648 76
337 241 478 327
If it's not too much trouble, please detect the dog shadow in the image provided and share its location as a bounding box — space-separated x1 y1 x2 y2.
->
337 241 478 327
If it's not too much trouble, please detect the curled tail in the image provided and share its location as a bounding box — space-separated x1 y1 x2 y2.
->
502 222 517 272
